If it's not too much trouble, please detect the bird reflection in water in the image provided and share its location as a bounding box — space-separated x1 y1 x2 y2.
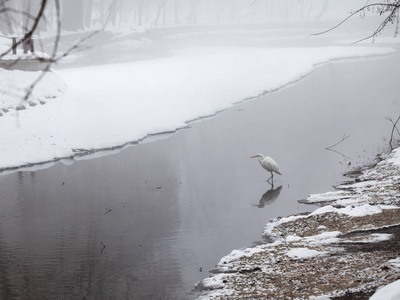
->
255 185 283 208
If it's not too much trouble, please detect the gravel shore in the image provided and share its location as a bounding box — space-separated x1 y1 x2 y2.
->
196 147 400 299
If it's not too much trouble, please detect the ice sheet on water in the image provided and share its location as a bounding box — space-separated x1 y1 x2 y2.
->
0 46 395 170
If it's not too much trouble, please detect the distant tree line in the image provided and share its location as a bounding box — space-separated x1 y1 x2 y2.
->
0 0 399 57
0 0 381 36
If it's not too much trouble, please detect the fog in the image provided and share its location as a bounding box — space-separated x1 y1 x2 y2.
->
1 0 386 68
1 1 372 32
0 1 399 299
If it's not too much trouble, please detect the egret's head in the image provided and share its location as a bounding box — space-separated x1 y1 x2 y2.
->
250 153 263 159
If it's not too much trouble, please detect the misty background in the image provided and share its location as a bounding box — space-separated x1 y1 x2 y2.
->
0 1 370 32
0 1 399 300
0 0 383 68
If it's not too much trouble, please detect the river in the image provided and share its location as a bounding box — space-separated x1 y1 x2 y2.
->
0 46 399 299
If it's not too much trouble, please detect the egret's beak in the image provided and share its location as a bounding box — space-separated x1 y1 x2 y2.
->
250 155 257 159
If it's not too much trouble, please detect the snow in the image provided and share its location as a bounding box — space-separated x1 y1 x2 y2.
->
306 191 355 203
0 46 395 171
338 204 383 217
198 273 231 290
286 247 328 259
304 231 341 245
286 230 390 247
370 279 400 300
215 241 282 272
0 70 66 111
389 147 400 166
285 235 302 242
350 233 392 243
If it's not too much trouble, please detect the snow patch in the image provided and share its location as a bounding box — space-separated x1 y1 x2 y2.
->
389 148 400 167
311 204 394 217
216 241 281 271
198 273 231 290
343 233 393 244
305 231 342 245
389 257 400 269
370 279 400 300
307 191 354 203
286 247 328 259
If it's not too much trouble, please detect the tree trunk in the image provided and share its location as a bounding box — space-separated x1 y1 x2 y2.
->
154 0 166 26
137 0 143 26
174 0 179 24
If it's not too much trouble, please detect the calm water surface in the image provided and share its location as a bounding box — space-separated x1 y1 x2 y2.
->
0 50 399 299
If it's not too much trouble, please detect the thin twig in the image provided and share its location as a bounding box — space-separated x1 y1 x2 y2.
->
385 116 400 150
326 134 351 164
326 134 350 150
327 148 351 161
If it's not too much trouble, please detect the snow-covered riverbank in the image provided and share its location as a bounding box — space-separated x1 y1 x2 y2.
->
196 147 400 299
0 45 395 171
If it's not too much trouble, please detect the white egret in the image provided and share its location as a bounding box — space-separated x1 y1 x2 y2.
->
251 153 282 183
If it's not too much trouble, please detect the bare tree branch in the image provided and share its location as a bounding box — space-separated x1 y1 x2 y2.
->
313 2 400 43
326 134 351 150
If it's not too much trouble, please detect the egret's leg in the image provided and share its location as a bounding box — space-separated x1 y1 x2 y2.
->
267 172 274 183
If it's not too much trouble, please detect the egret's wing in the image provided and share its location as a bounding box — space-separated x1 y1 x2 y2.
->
263 157 282 174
